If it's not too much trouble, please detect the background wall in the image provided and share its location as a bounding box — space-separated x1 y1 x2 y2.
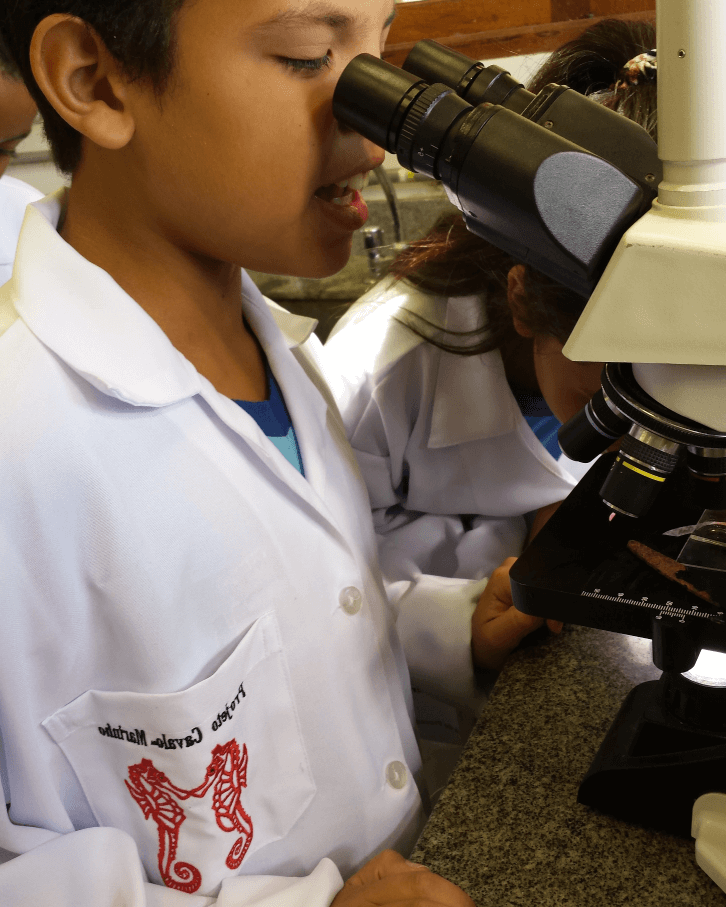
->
384 0 655 64
6 118 68 194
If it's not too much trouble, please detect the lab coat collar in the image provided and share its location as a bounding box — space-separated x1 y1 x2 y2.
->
11 189 317 407
0 174 43 269
12 189 341 530
428 294 518 449
234 271 333 503
263 295 318 348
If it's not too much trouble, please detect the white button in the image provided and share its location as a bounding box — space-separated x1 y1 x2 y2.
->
386 761 408 790
339 586 362 615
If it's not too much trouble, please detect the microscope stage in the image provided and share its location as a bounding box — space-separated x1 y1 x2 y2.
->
510 453 726 655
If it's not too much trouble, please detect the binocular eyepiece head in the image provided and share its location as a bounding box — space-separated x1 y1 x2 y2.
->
333 46 652 299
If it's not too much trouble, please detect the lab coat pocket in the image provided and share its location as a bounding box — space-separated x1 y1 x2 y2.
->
42 611 316 897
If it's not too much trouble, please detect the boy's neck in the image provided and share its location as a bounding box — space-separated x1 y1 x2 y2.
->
60 166 268 402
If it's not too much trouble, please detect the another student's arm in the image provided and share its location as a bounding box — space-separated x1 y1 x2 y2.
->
527 500 562 543
332 851 473 907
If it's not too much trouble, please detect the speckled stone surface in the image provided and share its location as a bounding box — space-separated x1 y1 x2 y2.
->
411 625 726 905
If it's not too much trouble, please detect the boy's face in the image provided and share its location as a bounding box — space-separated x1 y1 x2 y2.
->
0 75 37 178
125 0 395 278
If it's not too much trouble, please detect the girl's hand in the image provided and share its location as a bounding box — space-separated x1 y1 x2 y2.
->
332 850 474 907
471 557 562 671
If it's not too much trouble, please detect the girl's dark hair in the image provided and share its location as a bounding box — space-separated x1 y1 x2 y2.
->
390 17 657 352
0 1 191 174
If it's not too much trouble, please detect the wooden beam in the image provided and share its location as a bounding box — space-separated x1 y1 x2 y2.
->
386 0 552 49
550 0 591 21
383 9 655 66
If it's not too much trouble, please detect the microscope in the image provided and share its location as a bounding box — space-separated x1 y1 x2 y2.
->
333 0 726 853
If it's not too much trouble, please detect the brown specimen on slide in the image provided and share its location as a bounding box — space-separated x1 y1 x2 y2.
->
627 540 715 605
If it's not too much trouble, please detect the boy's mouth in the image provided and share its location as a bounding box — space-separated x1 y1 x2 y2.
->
314 171 371 205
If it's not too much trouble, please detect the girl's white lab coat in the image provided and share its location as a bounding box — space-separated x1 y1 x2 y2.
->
0 194 426 906
324 279 589 709
0 174 43 286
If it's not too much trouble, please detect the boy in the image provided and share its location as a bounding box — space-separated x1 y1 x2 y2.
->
0 3 475 907
0 64 41 285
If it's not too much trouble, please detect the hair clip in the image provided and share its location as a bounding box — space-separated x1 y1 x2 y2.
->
613 49 657 91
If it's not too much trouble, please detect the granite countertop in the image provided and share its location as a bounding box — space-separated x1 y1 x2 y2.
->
411 625 726 905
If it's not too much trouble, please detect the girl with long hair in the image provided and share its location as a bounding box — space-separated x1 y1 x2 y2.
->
325 20 657 696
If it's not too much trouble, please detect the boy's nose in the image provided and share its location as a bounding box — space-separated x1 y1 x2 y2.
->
334 103 385 158
336 121 386 165
336 118 357 137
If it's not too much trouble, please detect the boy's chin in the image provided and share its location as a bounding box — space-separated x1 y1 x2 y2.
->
284 247 354 280
299 261 348 279
247 236 355 281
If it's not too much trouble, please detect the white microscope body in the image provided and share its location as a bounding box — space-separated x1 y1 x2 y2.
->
565 0 726 433
562 0 726 889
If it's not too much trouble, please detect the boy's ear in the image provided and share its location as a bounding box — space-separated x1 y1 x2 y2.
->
30 15 135 152
506 264 533 338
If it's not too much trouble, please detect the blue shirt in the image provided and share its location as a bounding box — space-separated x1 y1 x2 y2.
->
511 387 562 461
235 361 304 475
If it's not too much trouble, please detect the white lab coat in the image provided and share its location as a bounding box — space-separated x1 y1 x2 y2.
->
0 174 43 286
324 278 588 709
0 193 426 906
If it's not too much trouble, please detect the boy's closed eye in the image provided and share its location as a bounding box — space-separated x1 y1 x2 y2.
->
278 53 332 74
264 3 396 77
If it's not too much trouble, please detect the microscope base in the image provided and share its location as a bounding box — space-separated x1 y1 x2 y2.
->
578 675 726 837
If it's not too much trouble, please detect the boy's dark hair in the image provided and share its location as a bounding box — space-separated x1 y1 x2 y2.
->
0 30 22 79
0 1 190 174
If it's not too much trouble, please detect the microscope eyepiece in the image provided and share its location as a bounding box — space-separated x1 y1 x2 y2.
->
402 39 534 114
401 40 475 90
399 40 662 196
332 54 475 178
332 55 429 152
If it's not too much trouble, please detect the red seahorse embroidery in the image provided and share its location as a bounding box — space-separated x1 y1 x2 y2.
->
125 740 253 893
204 740 254 868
